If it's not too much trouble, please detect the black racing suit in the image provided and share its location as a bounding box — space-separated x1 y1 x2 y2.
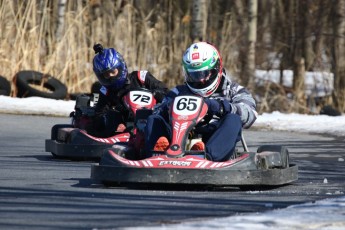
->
90 70 168 137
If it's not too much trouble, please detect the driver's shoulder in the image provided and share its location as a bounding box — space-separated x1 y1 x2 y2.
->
128 70 151 84
174 85 190 94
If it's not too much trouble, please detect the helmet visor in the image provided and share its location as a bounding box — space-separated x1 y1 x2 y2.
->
186 69 219 89
98 66 124 85
102 68 120 79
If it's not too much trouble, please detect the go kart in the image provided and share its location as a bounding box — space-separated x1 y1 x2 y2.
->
45 89 156 159
91 95 298 187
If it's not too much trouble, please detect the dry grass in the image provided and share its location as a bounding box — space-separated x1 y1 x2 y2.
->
0 1 334 114
0 0 239 97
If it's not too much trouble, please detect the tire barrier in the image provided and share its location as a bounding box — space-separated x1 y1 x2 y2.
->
0 75 11 96
15 70 67 100
320 105 341 116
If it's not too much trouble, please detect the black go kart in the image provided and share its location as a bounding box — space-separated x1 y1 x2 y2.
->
45 89 156 160
91 95 298 188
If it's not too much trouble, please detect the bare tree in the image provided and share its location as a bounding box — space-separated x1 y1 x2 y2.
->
301 0 314 71
244 0 258 89
313 0 332 70
332 0 345 112
234 0 247 85
191 0 208 41
55 0 67 41
292 0 306 109
89 0 102 45
237 0 257 89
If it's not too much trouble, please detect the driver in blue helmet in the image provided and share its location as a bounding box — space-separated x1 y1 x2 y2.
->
86 43 168 137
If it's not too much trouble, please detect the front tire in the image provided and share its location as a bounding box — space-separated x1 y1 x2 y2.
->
51 124 74 140
257 145 289 169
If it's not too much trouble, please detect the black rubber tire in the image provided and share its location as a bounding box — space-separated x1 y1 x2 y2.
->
257 145 289 168
15 70 67 99
0 75 11 96
51 124 74 140
320 105 341 116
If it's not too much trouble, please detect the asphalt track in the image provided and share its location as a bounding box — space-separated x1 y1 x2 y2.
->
0 114 344 229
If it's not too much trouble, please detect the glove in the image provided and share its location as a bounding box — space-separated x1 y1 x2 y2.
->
153 103 163 115
204 98 232 117
153 89 166 103
204 98 223 116
153 97 171 115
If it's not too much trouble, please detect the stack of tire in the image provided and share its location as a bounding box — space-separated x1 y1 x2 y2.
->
14 70 67 100
0 75 11 96
1 70 101 100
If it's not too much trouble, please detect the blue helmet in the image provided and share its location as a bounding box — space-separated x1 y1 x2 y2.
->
92 44 128 88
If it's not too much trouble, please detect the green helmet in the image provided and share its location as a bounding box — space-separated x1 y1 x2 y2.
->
182 42 223 97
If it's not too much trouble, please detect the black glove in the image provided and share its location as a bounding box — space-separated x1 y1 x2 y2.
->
153 97 171 116
204 98 223 116
153 89 166 103
204 98 232 117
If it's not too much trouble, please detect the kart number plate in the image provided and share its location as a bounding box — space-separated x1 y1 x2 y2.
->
129 91 153 106
173 96 202 116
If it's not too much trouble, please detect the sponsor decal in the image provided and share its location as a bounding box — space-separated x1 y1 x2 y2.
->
173 121 188 142
177 115 189 120
100 86 108 95
81 130 129 143
192 53 199 60
159 161 192 166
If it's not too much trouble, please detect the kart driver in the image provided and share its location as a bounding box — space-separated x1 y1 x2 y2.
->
144 42 257 162
73 43 168 137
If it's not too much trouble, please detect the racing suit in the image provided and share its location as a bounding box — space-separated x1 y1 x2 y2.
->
144 69 257 161
89 70 168 137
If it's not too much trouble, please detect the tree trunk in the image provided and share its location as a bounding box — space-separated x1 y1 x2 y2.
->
55 0 67 41
274 0 295 85
292 0 306 110
313 0 331 70
301 0 314 71
243 0 258 89
191 0 208 41
332 0 345 112
233 0 246 27
89 0 102 44
293 57 306 111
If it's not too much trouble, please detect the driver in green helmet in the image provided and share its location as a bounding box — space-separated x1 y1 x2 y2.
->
144 42 257 162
